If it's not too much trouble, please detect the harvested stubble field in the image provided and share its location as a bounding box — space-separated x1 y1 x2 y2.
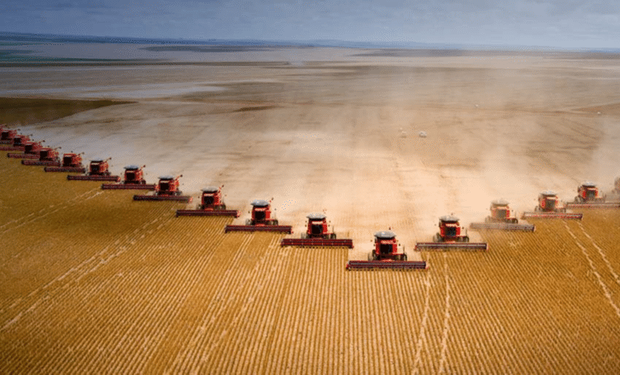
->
2 45 620 373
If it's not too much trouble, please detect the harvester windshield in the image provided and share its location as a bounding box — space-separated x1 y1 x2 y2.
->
586 189 596 200
254 210 266 221
311 223 323 236
445 225 457 237
379 242 392 255
63 155 72 165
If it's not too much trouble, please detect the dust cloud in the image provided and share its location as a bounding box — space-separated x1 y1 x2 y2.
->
4 46 620 251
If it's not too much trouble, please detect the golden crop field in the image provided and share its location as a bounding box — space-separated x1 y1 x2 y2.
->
2 155 620 373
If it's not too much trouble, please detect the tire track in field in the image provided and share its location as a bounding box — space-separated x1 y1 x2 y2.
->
0 187 101 233
577 221 620 286
0 207 174 332
412 255 432 375
438 252 451 374
563 221 620 319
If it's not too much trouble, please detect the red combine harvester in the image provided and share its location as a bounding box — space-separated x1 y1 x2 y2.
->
522 191 583 219
281 213 353 248
133 175 192 202
21 147 60 166
346 231 427 270
176 186 240 217
7 140 44 159
67 158 120 181
0 133 30 151
566 181 620 208
470 199 535 232
45 152 86 173
101 165 155 190
225 199 292 233
416 216 488 251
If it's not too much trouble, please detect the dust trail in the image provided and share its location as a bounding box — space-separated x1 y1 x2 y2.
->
438 253 451 374
563 222 620 319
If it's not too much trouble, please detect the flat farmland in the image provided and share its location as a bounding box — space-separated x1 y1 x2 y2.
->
2 45 620 373
1 157 620 373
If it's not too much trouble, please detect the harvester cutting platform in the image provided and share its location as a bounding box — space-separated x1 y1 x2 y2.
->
522 191 583 219
45 153 86 173
133 175 192 202
565 182 620 208
21 147 60 166
176 186 239 217
281 213 353 248
416 216 488 251
470 200 535 231
346 231 427 270
225 200 292 233
101 165 155 190
67 158 120 181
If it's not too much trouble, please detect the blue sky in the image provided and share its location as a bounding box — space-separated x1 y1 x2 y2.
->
1 0 619 49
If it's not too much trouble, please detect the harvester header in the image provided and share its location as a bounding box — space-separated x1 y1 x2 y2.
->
346 230 427 270
470 200 535 232
134 175 192 202
45 152 86 173
176 185 240 217
416 215 488 251
280 213 353 248
566 181 620 208
101 164 155 190
67 158 120 181
522 191 583 219
225 199 292 233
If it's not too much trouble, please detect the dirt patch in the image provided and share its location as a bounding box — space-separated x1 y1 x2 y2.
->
0 97 130 126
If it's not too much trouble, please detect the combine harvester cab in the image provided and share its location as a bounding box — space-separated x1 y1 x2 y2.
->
176 186 240 217
7 140 43 159
566 182 620 209
416 215 488 251
346 231 427 270
101 165 155 190
522 191 583 219
67 158 121 181
1 133 30 151
281 213 353 248
470 199 535 232
225 199 292 233
134 175 192 202
21 147 60 166
45 152 86 173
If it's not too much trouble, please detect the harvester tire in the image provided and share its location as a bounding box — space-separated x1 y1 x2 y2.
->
330 233 337 239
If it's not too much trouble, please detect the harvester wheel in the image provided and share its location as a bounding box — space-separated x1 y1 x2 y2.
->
534 206 540 212
511 218 518 224
485 217 490 223
464 236 470 242
330 233 337 239
245 219 252 225
433 234 442 243
402 254 408 261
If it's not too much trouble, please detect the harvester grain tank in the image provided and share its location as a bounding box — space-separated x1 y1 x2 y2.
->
281 213 353 248
133 175 192 202
67 158 121 181
346 231 427 270
522 191 583 219
224 199 292 233
176 186 240 217
415 215 488 251
101 165 155 190
470 199 535 231
21 147 60 166
45 153 86 173
566 182 620 208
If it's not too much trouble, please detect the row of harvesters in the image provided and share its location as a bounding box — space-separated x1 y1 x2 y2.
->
5 123 619 272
